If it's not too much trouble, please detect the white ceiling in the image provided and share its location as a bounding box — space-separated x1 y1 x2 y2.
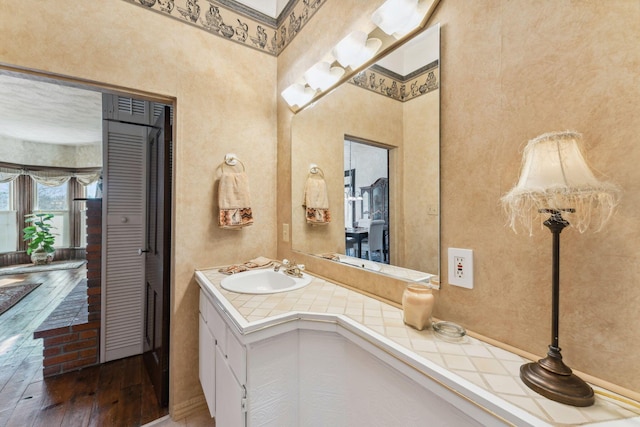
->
236 0 290 18
0 74 102 146
376 23 439 76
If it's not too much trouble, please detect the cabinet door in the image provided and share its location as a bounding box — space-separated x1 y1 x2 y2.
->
199 314 216 417
215 345 245 427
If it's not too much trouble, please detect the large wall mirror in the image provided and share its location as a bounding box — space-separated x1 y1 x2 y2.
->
291 23 440 283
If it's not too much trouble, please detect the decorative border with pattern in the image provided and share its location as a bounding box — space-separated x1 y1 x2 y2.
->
349 60 439 103
123 0 326 56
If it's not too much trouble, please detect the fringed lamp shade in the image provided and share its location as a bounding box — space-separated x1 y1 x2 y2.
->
501 130 621 407
501 131 620 234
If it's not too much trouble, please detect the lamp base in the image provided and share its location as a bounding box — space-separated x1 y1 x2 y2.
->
520 347 595 407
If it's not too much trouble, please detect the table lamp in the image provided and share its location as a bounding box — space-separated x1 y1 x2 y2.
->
501 131 620 406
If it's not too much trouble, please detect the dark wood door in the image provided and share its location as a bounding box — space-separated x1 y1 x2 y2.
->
143 106 171 407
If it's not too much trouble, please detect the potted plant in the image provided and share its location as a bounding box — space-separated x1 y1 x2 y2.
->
23 213 57 265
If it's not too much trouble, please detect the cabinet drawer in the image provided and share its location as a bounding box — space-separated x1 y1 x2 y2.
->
208 305 227 353
226 330 246 384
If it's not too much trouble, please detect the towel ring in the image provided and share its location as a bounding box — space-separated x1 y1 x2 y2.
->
309 164 324 177
224 153 245 171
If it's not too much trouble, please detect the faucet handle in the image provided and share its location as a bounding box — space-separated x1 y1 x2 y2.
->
298 264 305 271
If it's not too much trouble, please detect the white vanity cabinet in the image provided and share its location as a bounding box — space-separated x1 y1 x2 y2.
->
197 273 522 427
199 289 247 426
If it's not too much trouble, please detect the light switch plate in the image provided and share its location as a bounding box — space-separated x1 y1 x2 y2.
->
448 248 473 289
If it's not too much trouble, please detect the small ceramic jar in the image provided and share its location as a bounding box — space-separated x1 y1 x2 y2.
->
402 284 434 331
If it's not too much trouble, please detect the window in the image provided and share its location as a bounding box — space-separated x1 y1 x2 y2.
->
84 181 99 199
0 181 10 210
0 182 16 252
36 182 68 211
34 182 70 247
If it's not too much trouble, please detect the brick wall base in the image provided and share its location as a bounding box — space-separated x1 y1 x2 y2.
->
33 199 102 378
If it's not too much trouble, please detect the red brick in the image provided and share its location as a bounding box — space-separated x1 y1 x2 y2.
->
43 346 61 357
87 287 101 296
34 326 71 339
79 348 98 359
79 329 98 339
43 333 79 346
87 283 100 292
64 338 96 352
86 270 101 280
88 313 101 322
62 356 98 372
71 321 99 332
44 352 77 367
43 365 61 378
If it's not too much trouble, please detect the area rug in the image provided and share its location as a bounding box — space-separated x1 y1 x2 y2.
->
0 282 42 315
0 260 86 276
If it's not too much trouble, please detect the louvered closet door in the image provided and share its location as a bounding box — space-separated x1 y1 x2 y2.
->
102 120 147 362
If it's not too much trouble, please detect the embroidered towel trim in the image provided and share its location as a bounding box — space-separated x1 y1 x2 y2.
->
219 169 254 229
303 173 331 225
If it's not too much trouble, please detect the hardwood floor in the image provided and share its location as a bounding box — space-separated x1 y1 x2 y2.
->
0 266 169 426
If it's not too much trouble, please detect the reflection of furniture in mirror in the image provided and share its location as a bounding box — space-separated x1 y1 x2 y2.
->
344 169 356 228
361 219 385 262
345 227 368 258
361 177 388 224
361 178 389 261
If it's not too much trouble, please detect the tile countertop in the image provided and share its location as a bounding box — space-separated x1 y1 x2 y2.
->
195 268 640 427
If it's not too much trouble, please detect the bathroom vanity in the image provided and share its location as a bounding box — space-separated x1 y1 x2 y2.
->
196 268 640 427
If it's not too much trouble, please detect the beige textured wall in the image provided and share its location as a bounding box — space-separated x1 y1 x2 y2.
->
0 138 101 168
279 0 640 395
1 0 277 416
403 89 439 274
432 0 640 393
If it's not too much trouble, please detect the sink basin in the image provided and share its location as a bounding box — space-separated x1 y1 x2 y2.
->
220 269 313 294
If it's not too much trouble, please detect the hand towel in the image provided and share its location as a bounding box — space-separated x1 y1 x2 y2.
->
218 257 275 275
218 170 254 229
303 174 331 225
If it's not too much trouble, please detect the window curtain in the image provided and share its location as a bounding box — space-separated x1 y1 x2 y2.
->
0 163 101 187
0 166 22 183
28 169 101 187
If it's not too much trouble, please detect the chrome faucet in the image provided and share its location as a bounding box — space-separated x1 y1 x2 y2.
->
276 259 305 278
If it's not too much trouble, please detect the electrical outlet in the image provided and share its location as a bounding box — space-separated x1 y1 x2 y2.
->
448 248 473 289
283 223 289 242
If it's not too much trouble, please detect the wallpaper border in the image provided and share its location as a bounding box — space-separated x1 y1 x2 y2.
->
122 0 327 56
349 60 439 103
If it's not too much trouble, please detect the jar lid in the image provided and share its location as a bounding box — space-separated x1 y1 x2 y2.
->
405 283 432 293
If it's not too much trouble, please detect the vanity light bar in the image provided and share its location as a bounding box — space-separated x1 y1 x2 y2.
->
303 61 345 91
372 0 422 38
281 83 316 108
281 0 439 111
332 31 382 69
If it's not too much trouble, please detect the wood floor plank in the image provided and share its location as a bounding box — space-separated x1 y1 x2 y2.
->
0 267 168 427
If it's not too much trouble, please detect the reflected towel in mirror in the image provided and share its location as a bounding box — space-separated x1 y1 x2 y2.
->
303 173 331 224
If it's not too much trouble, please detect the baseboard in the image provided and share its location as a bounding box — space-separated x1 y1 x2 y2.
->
170 394 208 421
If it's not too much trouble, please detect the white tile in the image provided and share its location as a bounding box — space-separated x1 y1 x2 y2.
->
500 394 550 421
363 316 383 326
471 357 508 375
462 344 494 358
444 354 476 371
537 398 590 424
410 339 438 353
482 373 529 396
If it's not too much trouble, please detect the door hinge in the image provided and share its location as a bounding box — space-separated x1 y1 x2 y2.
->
241 385 248 413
